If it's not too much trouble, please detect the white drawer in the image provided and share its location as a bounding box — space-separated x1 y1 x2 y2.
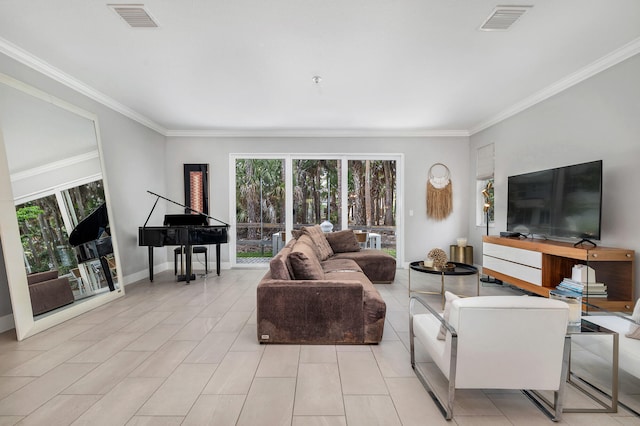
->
483 242 542 268
483 255 542 286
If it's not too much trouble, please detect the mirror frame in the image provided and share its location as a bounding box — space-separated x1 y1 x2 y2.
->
0 72 124 341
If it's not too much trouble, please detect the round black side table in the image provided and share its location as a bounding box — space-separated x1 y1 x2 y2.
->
409 261 479 308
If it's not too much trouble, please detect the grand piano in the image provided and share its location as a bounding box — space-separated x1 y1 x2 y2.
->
68 202 116 291
138 191 229 283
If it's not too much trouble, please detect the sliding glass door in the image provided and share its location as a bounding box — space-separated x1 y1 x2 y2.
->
347 159 396 256
232 154 401 266
293 159 341 232
235 158 286 264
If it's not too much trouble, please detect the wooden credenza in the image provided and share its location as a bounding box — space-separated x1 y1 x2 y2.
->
482 235 635 312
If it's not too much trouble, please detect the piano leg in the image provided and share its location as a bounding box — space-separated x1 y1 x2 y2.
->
216 244 221 276
100 256 116 291
177 244 196 283
186 245 192 284
148 246 154 282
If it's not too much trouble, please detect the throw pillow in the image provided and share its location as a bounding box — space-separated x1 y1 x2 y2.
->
626 298 640 339
269 246 293 280
437 291 460 340
325 230 361 253
296 234 321 260
301 225 334 261
289 238 325 280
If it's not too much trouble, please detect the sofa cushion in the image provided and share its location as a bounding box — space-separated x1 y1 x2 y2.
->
332 250 396 283
296 234 321 259
325 230 361 253
321 258 362 274
302 225 334 261
27 270 59 285
289 237 325 280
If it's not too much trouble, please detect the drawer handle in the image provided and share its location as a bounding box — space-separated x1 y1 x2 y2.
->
591 253 598 258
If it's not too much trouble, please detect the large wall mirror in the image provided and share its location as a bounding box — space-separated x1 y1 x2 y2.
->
0 73 124 340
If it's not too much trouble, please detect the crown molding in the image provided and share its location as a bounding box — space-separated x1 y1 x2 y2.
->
469 36 640 136
3 33 638 140
0 37 467 139
165 128 470 138
0 36 167 135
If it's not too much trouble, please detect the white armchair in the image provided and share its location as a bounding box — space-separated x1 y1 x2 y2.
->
410 295 571 421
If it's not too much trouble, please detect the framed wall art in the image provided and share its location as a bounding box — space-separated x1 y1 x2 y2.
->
183 163 209 216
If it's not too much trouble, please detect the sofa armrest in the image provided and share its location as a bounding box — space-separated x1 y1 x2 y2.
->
28 276 74 315
257 279 366 344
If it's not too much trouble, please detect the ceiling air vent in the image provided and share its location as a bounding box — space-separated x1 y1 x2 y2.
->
479 5 532 31
108 4 158 28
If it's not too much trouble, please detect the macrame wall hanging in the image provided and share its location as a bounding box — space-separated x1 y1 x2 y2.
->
426 162 453 220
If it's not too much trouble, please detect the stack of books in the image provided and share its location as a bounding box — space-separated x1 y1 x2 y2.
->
556 278 608 298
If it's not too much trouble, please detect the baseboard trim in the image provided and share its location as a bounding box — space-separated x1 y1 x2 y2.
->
0 314 15 333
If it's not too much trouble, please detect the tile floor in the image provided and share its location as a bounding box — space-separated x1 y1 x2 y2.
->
0 267 638 425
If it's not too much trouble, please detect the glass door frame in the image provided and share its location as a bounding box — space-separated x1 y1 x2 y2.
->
230 152 404 267
15 174 103 229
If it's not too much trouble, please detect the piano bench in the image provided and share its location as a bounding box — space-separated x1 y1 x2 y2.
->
174 246 208 274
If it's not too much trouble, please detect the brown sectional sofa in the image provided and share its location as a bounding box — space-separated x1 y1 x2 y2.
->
27 270 74 316
257 226 396 344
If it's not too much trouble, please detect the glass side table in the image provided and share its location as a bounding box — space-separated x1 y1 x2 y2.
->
528 317 619 414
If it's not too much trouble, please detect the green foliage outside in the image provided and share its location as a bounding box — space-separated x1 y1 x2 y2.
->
235 158 397 259
16 181 105 275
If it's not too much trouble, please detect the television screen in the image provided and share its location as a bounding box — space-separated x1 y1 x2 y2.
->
507 160 602 240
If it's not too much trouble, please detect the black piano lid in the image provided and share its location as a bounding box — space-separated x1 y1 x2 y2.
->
69 203 109 246
145 191 229 228
163 214 208 226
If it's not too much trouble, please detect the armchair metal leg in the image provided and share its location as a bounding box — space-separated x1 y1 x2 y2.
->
411 356 455 420
522 336 571 422
409 296 457 420
409 323 457 419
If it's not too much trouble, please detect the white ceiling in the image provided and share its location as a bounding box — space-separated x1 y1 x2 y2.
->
1 1 640 136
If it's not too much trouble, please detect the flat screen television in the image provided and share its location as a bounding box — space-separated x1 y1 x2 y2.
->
507 160 602 241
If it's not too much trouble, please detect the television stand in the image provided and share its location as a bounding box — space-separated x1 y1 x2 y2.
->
481 236 635 312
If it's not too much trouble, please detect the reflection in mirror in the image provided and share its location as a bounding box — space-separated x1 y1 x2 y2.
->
0 73 123 340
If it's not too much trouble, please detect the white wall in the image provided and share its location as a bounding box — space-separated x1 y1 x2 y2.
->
468 53 640 300
165 136 472 266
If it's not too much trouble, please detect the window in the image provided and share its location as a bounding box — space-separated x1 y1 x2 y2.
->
477 178 495 226
476 144 495 228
